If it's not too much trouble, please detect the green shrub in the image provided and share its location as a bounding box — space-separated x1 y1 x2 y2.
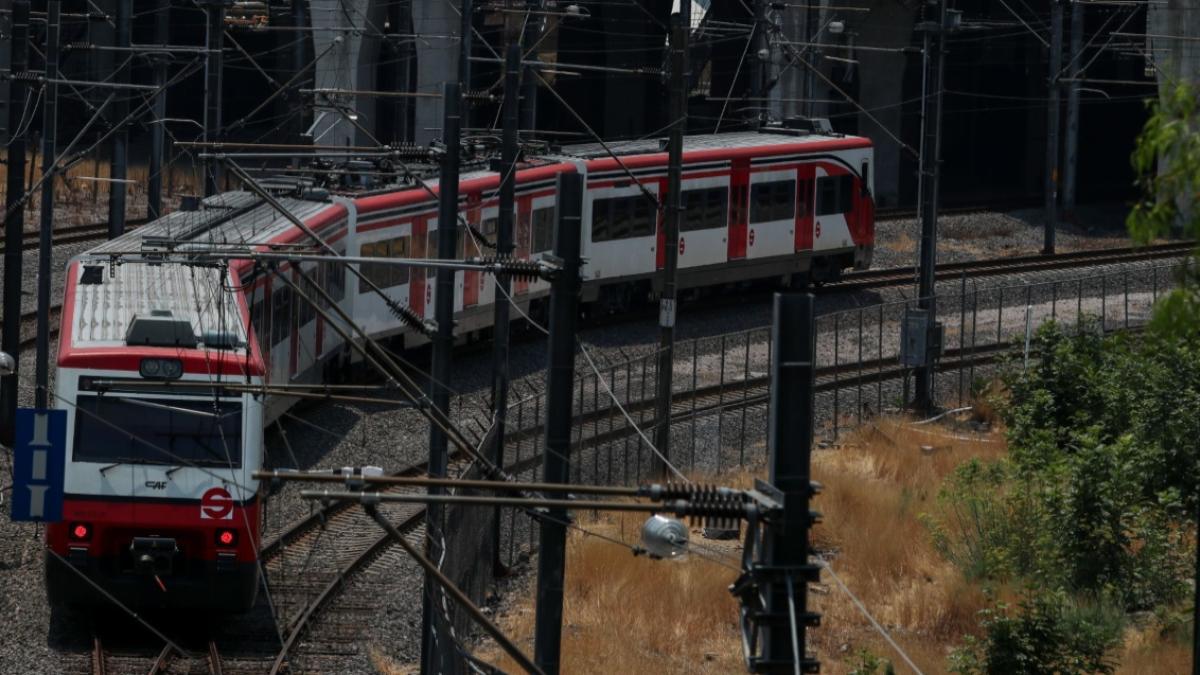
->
949 589 1123 675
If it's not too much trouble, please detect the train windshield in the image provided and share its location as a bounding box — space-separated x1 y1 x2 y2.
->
72 394 243 468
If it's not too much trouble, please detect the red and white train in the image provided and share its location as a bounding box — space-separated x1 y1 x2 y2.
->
46 128 874 610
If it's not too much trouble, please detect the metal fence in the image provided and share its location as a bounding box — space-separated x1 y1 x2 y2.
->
451 257 1191 624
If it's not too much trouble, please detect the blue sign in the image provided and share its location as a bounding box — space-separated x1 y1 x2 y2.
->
11 408 66 522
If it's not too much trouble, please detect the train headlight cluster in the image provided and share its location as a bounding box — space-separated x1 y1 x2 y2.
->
139 357 183 380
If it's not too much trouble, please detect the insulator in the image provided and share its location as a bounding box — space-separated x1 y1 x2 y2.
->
641 515 689 560
386 299 431 336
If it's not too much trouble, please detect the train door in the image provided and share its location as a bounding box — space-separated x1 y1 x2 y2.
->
795 164 816 252
813 164 855 252
727 158 750 260
746 168 797 259
463 192 482 308
410 216 428 317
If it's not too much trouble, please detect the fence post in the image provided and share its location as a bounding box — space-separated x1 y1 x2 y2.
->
959 273 966 406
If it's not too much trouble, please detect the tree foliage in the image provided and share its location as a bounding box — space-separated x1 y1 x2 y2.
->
930 323 1200 671
1128 82 1200 334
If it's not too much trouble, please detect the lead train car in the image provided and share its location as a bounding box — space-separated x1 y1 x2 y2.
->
46 129 874 611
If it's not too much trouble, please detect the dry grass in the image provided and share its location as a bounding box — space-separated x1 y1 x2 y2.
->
885 230 918 254
430 416 1187 673
477 509 743 674
806 419 1004 673
1117 626 1192 675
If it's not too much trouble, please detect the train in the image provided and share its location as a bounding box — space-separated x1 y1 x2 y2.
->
45 126 875 611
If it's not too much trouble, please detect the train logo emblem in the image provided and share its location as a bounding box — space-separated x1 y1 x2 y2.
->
678 237 685 255
815 222 822 238
749 229 756 246
200 487 234 520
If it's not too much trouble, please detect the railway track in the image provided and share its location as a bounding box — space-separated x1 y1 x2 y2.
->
833 241 1194 293
0 219 149 254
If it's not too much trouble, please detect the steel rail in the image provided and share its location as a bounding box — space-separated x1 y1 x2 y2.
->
266 508 424 675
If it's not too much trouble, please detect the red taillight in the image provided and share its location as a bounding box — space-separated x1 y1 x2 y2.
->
69 523 91 541
216 529 237 547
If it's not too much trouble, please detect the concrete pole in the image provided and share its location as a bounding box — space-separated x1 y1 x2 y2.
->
35 0 61 410
147 0 170 220
1 0 30 442
653 13 688 477
203 1 226 197
488 41 521 575
1063 0 1083 221
107 0 131 237
421 81 460 675
763 292 819 670
914 1 947 412
532 170 582 675
1043 0 1063 254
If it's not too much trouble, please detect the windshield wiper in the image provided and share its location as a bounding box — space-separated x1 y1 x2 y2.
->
114 397 239 420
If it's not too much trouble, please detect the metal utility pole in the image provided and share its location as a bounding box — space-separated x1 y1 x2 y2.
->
762 292 820 672
147 0 170 220
107 0 132 238
1062 0 1083 221
913 0 951 412
35 0 61 411
532 170 583 675
1 0 30 442
488 40 521 575
653 13 688 478
421 81 460 675
1043 0 1064 254
203 0 228 197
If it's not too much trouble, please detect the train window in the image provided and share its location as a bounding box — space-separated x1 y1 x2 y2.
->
359 241 377 294
327 259 345 303
816 174 855 216
482 216 498 237
532 207 555 252
298 266 316 326
250 298 264 344
591 194 657 242
72 394 243 468
271 285 290 347
390 236 410 287
681 187 729 232
427 231 437 279
750 180 796 223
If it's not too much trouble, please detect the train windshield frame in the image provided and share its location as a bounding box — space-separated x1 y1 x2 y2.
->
72 393 244 468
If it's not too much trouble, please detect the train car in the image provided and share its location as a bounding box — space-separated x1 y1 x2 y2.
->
45 127 873 611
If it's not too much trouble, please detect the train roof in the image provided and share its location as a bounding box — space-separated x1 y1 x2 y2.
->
85 191 336 256
64 260 248 352
559 130 871 160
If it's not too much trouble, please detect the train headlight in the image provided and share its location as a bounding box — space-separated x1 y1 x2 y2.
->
69 522 92 541
215 529 238 547
139 357 183 380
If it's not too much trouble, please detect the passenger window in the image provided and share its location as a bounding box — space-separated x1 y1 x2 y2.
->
591 193 657 242
749 180 796 224
532 207 555 252
681 187 729 232
816 174 854 216
390 236 410 287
